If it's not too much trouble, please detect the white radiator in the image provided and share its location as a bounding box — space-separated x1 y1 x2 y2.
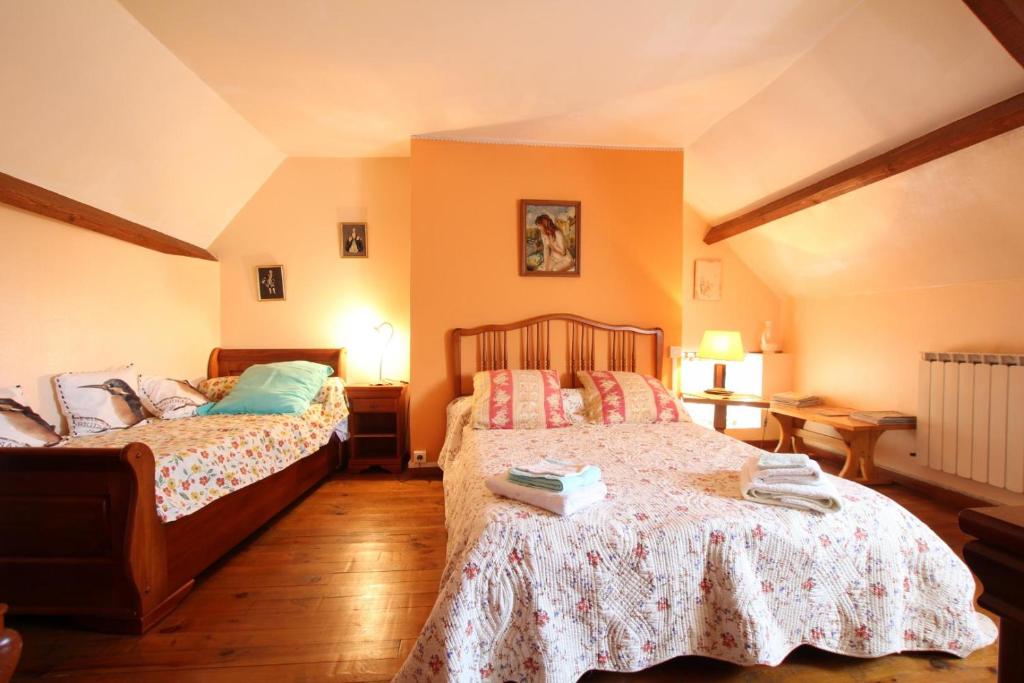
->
918 352 1024 492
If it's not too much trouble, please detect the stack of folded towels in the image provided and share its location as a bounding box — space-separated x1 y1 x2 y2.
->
486 458 606 516
738 452 842 513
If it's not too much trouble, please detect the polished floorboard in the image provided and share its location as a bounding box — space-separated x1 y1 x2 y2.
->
10 464 998 682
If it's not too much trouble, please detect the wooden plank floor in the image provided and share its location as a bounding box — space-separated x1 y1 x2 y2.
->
9 466 998 682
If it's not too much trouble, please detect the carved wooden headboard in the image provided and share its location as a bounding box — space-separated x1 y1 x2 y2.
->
450 314 664 396
207 348 346 379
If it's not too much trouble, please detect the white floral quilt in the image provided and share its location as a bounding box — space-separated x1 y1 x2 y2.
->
396 417 995 682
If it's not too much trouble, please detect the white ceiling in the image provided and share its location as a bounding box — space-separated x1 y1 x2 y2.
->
119 0 858 156
686 0 1024 298
0 0 282 249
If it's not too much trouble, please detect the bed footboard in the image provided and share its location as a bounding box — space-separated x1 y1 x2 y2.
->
0 444 189 634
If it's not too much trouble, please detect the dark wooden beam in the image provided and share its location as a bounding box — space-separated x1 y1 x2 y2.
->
0 172 217 261
964 0 1024 68
704 91 1024 244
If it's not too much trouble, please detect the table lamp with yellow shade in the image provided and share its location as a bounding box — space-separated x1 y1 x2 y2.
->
696 330 745 396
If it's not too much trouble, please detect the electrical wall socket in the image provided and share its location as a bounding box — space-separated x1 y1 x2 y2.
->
411 450 427 468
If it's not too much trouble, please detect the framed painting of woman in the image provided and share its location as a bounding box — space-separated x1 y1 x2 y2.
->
519 199 580 277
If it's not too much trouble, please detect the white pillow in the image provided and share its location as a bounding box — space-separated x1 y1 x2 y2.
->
0 385 61 447
54 365 147 436
139 376 211 420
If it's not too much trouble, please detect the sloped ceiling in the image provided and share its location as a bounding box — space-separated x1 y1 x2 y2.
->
0 0 282 248
119 0 858 156
685 0 1024 298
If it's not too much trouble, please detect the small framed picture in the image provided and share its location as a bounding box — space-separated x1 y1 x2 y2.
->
694 259 722 301
256 265 286 301
340 222 368 258
520 200 580 276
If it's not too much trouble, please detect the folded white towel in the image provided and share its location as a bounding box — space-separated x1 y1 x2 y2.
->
486 475 607 516
739 458 842 514
758 452 811 469
513 458 592 477
747 455 822 485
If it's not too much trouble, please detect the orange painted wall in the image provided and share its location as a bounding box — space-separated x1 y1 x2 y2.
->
410 139 683 459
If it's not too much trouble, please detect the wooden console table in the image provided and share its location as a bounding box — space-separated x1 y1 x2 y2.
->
770 404 914 485
681 392 769 432
959 505 1024 683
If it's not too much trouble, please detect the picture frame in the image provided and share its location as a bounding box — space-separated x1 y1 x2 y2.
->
694 258 722 301
340 222 368 258
519 199 580 277
256 265 286 301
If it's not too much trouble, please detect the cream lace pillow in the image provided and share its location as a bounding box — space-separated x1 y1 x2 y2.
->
0 385 61 447
139 376 211 420
54 365 147 436
471 369 569 429
577 370 683 424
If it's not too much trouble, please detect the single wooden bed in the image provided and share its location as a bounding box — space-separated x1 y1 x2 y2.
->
0 347 346 634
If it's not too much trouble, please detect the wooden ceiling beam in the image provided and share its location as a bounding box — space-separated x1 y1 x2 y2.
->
964 0 1024 68
0 172 217 261
704 91 1024 244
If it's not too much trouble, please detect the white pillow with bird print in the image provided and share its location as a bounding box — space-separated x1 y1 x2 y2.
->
0 385 62 447
139 376 210 420
54 365 147 436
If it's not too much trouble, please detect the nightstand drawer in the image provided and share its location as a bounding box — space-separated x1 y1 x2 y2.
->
349 397 398 413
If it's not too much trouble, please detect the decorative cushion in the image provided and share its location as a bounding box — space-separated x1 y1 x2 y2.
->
139 376 211 420
197 361 333 416
54 365 146 436
577 370 682 424
471 369 569 430
561 388 587 426
198 375 239 402
0 385 61 446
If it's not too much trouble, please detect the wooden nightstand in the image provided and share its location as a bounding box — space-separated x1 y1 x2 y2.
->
345 383 408 473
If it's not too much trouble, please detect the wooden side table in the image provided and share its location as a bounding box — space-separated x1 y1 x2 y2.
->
681 392 769 432
959 505 1024 683
770 404 914 485
346 383 408 474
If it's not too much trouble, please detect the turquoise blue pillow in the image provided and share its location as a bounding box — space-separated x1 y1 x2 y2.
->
196 361 333 416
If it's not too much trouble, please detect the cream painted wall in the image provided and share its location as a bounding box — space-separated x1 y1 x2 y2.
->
0 0 282 247
0 205 219 430
212 158 411 385
788 280 1024 505
681 203 785 352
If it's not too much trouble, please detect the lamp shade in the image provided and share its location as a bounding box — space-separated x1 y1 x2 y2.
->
696 330 745 362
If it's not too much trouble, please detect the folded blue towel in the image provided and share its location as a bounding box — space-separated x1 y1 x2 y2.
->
507 464 602 492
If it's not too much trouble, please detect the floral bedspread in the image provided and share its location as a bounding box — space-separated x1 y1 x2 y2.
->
60 379 348 523
396 419 996 682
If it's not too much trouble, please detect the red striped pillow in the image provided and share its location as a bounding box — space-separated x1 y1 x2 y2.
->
471 369 569 430
576 370 682 424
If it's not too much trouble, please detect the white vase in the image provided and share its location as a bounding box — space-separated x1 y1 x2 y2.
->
760 321 779 353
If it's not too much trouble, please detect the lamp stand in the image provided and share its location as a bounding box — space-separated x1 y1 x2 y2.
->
705 363 733 396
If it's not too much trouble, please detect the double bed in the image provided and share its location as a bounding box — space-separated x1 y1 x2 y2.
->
396 314 995 682
0 347 348 633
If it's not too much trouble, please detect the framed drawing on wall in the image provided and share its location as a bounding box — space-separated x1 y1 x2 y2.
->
694 259 721 301
256 265 286 301
340 223 368 258
520 199 580 277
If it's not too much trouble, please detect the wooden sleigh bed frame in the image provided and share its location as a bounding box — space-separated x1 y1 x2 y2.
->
0 347 346 634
